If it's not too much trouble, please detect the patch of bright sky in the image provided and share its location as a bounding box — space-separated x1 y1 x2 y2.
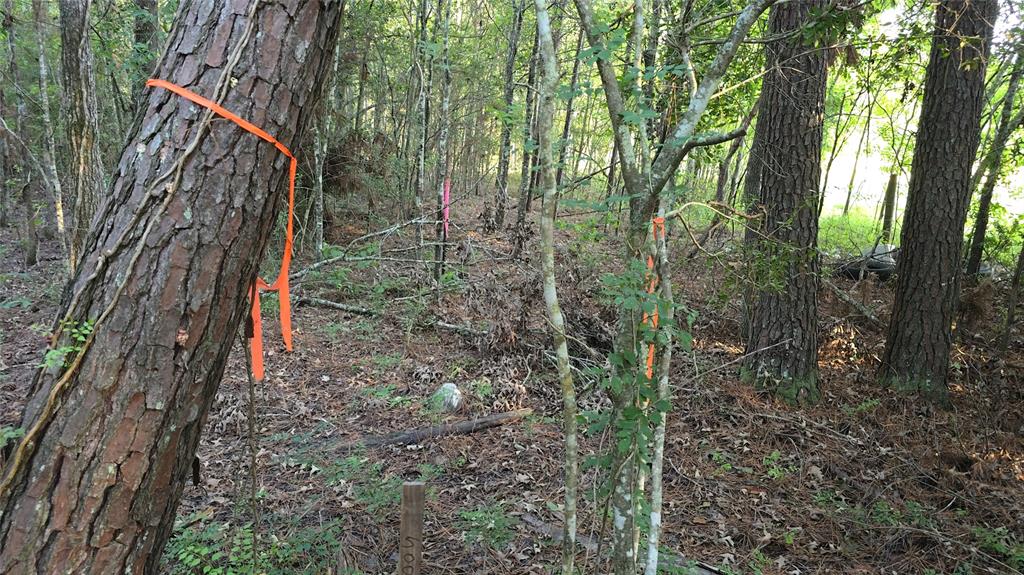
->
821 3 1024 222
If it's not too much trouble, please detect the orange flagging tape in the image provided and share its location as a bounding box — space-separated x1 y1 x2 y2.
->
643 217 665 379
147 78 295 380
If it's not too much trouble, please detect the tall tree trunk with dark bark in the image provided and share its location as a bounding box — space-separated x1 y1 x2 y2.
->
486 0 525 233
965 50 1024 278
879 0 996 404
742 0 828 403
61 0 107 271
0 2 342 572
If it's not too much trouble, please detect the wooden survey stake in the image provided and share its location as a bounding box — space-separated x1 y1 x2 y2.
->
398 481 425 575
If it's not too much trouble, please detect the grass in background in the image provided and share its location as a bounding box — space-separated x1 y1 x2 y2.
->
819 209 896 257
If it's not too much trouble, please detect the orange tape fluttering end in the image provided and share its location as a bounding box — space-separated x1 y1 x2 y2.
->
147 79 296 381
643 217 666 380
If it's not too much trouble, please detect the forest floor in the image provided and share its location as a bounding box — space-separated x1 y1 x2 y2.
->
1 198 1023 575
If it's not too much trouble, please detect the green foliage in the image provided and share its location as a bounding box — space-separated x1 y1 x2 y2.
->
1 426 25 451
842 398 881 416
361 383 411 408
163 515 360 575
40 319 94 370
0 296 31 309
761 450 795 481
457 502 518 549
819 210 893 256
971 526 1024 569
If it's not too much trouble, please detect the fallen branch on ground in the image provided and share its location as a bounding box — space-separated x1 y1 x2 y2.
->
821 278 884 328
297 297 378 316
334 409 533 450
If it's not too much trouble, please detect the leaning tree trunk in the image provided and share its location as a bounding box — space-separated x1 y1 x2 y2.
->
61 0 108 272
742 0 828 403
0 2 342 573
965 50 1024 278
879 0 996 404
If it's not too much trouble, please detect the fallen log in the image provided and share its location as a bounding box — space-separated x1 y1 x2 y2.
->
336 408 533 451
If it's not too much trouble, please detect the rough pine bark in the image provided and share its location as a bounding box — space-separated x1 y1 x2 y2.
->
61 0 108 271
742 0 828 403
879 0 996 403
0 1 342 572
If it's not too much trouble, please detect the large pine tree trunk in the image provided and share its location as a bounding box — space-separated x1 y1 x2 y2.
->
879 0 996 404
0 1 342 572
742 0 828 403
60 0 108 271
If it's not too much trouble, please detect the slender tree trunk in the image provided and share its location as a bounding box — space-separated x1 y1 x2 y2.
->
879 0 996 404
312 121 327 258
486 0 525 233
0 2 341 572
819 89 853 216
3 0 36 264
555 29 585 190
413 0 431 254
965 52 1024 277
842 94 873 216
31 0 69 261
60 0 107 272
433 0 451 282
511 36 539 253
999 241 1024 352
743 0 828 403
880 172 897 243
355 56 369 134
534 7 577 573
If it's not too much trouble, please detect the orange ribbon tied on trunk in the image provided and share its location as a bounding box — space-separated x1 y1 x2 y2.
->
643 216 666 379
147 78 295 381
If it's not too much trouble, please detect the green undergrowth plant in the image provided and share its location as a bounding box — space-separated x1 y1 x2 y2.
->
457 502 518 550
163 514 359 575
